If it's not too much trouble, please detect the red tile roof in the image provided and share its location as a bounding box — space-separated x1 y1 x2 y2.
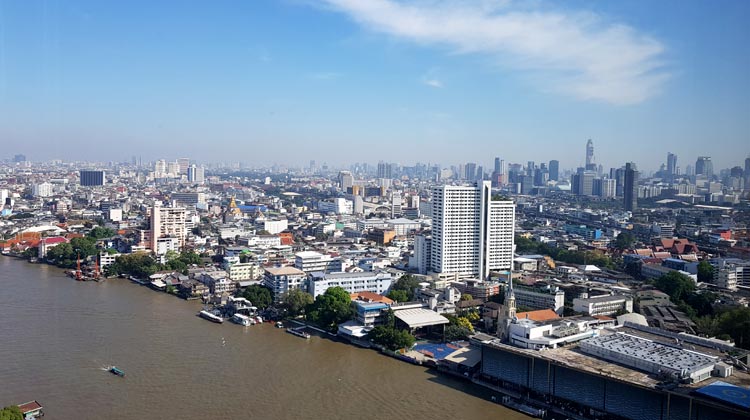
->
516 309 559 322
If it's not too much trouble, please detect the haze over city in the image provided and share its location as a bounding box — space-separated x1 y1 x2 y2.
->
1 0 749 171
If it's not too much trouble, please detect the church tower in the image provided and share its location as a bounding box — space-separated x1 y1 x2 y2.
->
497 270 516 341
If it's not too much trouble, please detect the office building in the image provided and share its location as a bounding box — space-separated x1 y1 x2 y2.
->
573 295 633 316
624 162 638 211
695 156 713 178
666 152 677 182
430 181 515 279
548 160 559 181
308 271 393 298
79 170 105 186
150 202 187 251
187 165 205 183
177 158 191 175
295 251 337 274
574 168 595 196
338 171 354 190
264 266 307 302
585 139 596 171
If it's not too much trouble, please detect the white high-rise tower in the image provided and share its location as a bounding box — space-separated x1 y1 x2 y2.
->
430 181 515 279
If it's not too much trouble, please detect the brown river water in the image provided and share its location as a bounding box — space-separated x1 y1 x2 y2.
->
0 256 529 420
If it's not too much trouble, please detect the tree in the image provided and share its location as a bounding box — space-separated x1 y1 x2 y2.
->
652 271 696 303
389 274 421 301
386 289 409 303
22 247 38 259
444 325 472 342
460 293 473 301
88 226 115 239
697 261 714 283
614 231 636 251
367 325 415 351
307 286 355 331
717 307 750 349
239 285 273 310
0 406 23 420
283 288 314 317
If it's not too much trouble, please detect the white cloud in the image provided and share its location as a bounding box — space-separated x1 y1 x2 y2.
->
423 78 443 88
319 0 670 104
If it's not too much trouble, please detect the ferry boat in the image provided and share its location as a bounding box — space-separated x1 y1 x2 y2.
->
231 313 254 326
108 366 125 377
199 310 224 324
286 327 311 339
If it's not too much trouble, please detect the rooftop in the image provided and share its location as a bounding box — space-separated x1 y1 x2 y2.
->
394 308 449 329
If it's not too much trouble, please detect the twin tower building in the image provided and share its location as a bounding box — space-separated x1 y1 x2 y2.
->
415 181 516 280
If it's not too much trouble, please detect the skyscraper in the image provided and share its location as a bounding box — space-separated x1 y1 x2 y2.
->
624 162 638 211
745 157 750 191
585 139 596 171
177 158 191 175
377 162 392 179
695 156 713 177
548 160 559 181
430 181 515 279
666 152 677 181
465 162 477 181
576 167 595 196
494 157 502 174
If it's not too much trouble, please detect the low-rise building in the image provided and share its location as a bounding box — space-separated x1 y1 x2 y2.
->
573 295 633 316
308 271 393 298
264 266 307 302
513 286 566 315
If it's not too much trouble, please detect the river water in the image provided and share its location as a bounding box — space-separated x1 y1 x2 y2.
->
0 257 527 420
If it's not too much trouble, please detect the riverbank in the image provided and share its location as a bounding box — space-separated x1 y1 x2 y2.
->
0 255 531 420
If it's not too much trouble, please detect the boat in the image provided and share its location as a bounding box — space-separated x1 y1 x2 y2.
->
108 366 125 377
286 327 311 339
199 310 224 324
275 321 284 328
231 313 254 326
254 315 263 324
17 400 44 419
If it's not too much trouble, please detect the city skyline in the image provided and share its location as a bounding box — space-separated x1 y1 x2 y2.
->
1 1 749 170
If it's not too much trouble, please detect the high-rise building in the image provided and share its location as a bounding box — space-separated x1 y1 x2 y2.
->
465 163 477 181
575 168 595 196
548 160 559 181
13 154 26 163
624 162 638 211
177 158 191 175
430 181 515 279
79 170 105 186
187 165 205 183
150 202 187 252
695 157 713 177
585 139 596 171
494 157 502 174
32 182 53 197
338 171 354 190
745 157 750 191
666 153 677 181
377 162 392 179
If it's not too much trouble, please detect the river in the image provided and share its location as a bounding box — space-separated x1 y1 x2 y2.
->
0 257 528 419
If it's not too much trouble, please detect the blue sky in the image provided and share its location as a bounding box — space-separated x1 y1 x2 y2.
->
0 0 748 172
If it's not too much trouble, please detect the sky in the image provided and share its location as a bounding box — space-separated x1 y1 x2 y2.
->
0 0 749 172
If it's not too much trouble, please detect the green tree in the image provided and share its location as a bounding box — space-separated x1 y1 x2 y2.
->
366 325 415 350
282 288 314 317
717 307 750 349
88 226 116 239
178 251 203 266
0 406 23 420
614 231 636 250
307 286 355 331
239 285 273 310
694 315 719 337
460 293 473 301
444 325 472 342
386 289 409 302
389 274 421 301
652 271 696 303
70 236 98 258
22 247 38 259
697 261 714 283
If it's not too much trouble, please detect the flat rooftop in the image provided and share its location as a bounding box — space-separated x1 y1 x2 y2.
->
581 332 716 373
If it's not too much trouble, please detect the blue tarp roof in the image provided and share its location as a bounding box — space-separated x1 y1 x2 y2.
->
694 381 750 409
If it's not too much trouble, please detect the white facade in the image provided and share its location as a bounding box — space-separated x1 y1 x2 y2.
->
318 198 353 215
263 266 307 302
155 237 180 256
573 295 633 316
32 182 53 197
150 202 187 251
263 219 288 235
513 287 566 315
295 251 336 273
308 271 393 298
430 181 515 279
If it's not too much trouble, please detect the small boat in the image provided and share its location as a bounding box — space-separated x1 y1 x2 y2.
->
231 313 254 326
275 321 284 328
199 310 224 324
108 366 125 377
255 315 263 324
286 327 311 339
